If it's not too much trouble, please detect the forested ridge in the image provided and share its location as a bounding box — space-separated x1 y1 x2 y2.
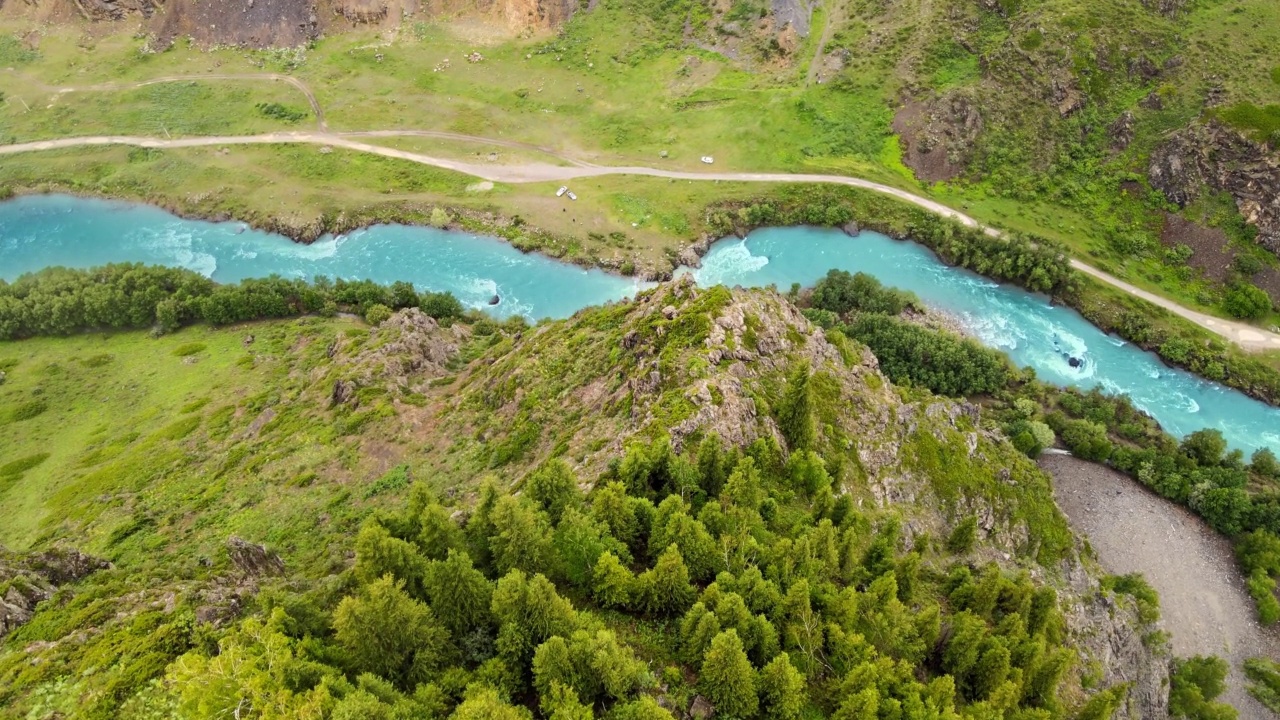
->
0 279 1179 719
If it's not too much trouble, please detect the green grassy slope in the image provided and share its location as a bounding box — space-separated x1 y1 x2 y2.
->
0 284 1159 719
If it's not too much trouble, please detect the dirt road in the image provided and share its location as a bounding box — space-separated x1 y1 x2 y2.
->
3 127 1279 351
1042 453 1280 719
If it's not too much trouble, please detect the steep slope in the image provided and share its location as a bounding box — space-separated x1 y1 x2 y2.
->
0 281 1170 717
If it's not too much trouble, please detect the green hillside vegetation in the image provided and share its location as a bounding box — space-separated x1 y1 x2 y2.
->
0 280 1163 718
1 0 1279 328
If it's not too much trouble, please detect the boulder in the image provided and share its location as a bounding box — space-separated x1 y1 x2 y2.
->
689 695 715 719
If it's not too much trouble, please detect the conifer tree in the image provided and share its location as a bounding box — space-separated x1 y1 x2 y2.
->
759 652 806 720
527 459 581 524
777 363 815 451
332 575 450 688
353 522 430 598
592 551 636 609
635 544 696 616
423 549 493 638
417 503 463 561
489 495 552 575
699 630 759 719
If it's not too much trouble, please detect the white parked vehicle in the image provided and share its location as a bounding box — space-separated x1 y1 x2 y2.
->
556 186 569 197
700 156 714 164
567 191 578 200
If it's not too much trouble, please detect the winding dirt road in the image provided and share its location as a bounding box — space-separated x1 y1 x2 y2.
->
2 123 1279 350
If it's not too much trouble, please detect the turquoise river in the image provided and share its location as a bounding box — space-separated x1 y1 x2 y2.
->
2 194 1277 454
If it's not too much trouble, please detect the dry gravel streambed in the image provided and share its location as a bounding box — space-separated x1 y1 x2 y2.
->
1042 453 1280 719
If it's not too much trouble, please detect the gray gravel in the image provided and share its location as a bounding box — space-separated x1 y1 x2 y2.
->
1041 454 1280 719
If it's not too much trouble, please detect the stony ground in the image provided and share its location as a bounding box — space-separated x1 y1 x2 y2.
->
1041 453 1280 720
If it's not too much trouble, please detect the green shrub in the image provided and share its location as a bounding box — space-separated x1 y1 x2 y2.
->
0 452 50 478
7 399 48 423
255 102 308 123
1222 283 1272 320
1245 658 1280 713
171 343 207 357
1101 573 1160 624
947 516 978 554
365 304 393 326
1169 656 1235 720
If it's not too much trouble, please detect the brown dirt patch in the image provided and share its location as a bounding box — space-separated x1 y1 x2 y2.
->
1160 213 1236 282
1256 267 1280 307
891 96 980 184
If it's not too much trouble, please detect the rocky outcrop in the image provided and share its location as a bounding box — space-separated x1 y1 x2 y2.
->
1141 0 1188 17
1149 121 1280 257
892 94 984 183
1063 559 1170 719
3 0 578 47
0 546 111 640
226 536 286 577
1109 111 1135 151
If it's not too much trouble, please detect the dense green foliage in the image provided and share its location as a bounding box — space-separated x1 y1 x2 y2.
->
0 264 465 339
141 439 1087 719
810 270 915 317
844 315 1010 397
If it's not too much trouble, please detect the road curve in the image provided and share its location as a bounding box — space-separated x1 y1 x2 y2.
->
2 130 1279 351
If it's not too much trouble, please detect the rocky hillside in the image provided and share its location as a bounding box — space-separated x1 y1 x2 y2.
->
0 281 1172 718
0 0 577 46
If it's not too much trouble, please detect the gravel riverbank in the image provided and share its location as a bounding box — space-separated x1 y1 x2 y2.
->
1041 453 1280 719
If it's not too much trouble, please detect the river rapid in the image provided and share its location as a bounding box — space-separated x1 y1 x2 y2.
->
2 194 1278 455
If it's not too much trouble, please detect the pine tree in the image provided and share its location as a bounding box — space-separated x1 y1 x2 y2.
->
759 652 806 720
423 549 493 638
489 495 552 575
636 544 695 616
591 481 639 547
553 506 630 588
452 686 533 720
592 551 636 609
417 503 463 561
353 522 430 598
526 459 580 524
777 363 815 451
542 682 593 720
699 630 759 719
332 575 450 688
697 434 730 498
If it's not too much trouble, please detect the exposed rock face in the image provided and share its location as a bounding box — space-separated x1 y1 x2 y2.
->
1149 121 1280 258
3 0 578 47
892 94 984 183
1063 560 1170 719
226 536 286 577
0 547 111 639
1108 110 1135 150
1141 0 1188 17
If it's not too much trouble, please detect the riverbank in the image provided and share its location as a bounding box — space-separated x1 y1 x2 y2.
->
1041 453 1280 719
4 146 1280 406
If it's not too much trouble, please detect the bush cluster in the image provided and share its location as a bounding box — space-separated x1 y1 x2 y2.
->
0 263 465 339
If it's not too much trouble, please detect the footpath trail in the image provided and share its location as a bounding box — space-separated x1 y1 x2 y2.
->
3 127 1280 351
1043 454 1280 719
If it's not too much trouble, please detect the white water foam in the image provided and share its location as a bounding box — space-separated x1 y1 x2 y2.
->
141 226 218 277
694 240 769 286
